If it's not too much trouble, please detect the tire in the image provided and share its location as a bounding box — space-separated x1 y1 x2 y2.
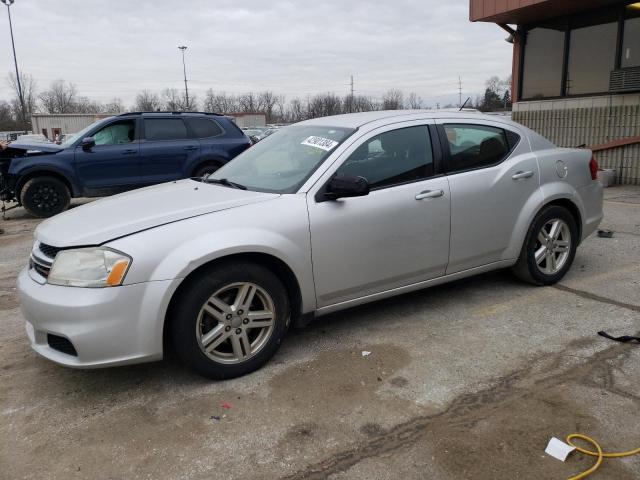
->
20 176 71 218
193 163 220 178
512 205 579 285
169 261 289 380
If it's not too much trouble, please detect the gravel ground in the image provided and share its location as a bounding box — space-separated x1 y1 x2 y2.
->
1 186 639 480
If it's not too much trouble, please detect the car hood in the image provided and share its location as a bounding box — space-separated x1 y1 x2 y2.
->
7 141 64 153
36 179 280 247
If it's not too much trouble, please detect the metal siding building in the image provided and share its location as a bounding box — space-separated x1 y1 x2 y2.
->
471 0 640 184
228 113 266 128
31 114 115 140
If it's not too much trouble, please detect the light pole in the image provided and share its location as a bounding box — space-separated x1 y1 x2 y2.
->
2 0 26 129
178 45 189 110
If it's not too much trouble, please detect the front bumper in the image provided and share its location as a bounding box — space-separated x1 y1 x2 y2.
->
18 267 178 368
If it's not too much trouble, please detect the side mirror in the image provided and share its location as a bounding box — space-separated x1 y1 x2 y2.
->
324 174 370 200
81 137 95 150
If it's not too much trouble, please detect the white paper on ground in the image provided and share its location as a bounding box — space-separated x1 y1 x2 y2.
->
361 351 372 357
545 437 575 461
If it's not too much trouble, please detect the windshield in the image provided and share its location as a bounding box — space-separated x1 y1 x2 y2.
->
208 125 355 193
60 118 111 147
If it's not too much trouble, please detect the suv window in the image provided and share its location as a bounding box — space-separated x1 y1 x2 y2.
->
93 120 135 146
336 126 433 189
144 118 188 141
186 117 223 138
443 124 510 172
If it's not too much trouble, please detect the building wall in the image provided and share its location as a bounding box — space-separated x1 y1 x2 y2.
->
513 94 640 184
229 114 266 128
31 114 113 138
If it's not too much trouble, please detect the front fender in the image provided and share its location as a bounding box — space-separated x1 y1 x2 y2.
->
10 152 80 196
107 196 316 312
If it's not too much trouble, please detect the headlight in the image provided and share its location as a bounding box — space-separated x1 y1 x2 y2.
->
48 247 131 288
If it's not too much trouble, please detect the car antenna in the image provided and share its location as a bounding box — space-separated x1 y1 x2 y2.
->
459 97 471 111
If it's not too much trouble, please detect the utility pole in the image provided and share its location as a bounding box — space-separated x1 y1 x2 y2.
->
2 0 26 130
458 76 462 107
178 45 189 110
349 75 354 113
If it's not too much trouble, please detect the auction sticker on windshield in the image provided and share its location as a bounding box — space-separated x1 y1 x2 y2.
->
301 136 339 151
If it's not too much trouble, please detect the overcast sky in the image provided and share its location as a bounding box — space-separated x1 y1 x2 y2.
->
0 0 511 108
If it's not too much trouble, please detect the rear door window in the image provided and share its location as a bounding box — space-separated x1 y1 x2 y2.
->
442 124 513 173
144 119 188 141
186 118 223 138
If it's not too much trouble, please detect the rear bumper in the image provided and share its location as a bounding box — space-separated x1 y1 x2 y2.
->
578 181 603 241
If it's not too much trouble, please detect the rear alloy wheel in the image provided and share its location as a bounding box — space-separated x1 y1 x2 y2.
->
170 262 289 379
20 176 71 218
512 205 578 285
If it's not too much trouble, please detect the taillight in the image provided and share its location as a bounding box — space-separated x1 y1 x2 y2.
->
589 154 598 181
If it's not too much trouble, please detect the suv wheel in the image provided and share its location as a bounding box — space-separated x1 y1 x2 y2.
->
20 176 71 218
193 164 220 178
170 261 289 379
512 205 578 285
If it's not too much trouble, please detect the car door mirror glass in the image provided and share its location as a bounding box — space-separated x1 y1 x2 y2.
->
325 174 370 200
81 137 96 150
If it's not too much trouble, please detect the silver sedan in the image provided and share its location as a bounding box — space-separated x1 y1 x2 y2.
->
18 111 603 379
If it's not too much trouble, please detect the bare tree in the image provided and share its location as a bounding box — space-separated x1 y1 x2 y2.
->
162 88 182 110
238 92 259 113
288 97 306 122
103 98 124 113
134 90 162 111
258 91 277 122
203 90 239 113
382 89 404 110
8 72 37 127
39 80 77 113
274 94 286 122
74 96 103 113
405 92 422 109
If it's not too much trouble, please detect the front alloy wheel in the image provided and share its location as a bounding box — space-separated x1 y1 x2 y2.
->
196 282 275 364
170 262 289 379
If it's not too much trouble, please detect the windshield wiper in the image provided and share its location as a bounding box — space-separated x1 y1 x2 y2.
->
204 177 247 190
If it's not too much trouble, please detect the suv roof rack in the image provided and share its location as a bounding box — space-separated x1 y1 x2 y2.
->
119 111 224 116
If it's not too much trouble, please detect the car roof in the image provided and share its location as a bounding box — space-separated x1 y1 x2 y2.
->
298 109 520 129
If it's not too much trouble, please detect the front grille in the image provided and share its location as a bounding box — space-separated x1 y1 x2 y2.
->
39 243 63 259
30 258 51 278
47 334 78 356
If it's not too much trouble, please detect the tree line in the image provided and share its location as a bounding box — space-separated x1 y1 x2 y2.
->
1 72 511 131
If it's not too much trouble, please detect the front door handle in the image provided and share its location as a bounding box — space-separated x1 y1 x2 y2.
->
184 145 198 151
512 170 534 180
415 189 444 200
121 149 137 155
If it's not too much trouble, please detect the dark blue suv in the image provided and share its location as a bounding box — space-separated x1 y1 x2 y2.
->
0 112 251 217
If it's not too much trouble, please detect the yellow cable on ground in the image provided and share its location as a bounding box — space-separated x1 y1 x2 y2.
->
565 434 640 480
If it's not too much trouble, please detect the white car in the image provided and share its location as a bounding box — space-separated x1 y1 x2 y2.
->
18 111 603 379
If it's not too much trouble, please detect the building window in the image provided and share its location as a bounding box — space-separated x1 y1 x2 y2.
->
566 10 619 95
522 26 565 99
622 3 640 68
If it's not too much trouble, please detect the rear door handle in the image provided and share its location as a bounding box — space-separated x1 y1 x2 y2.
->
415 189 444 200
184 145 198 151
512 170 534 180
121 149 137 155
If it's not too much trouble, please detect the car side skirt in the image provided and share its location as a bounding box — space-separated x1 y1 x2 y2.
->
314 259 515 316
